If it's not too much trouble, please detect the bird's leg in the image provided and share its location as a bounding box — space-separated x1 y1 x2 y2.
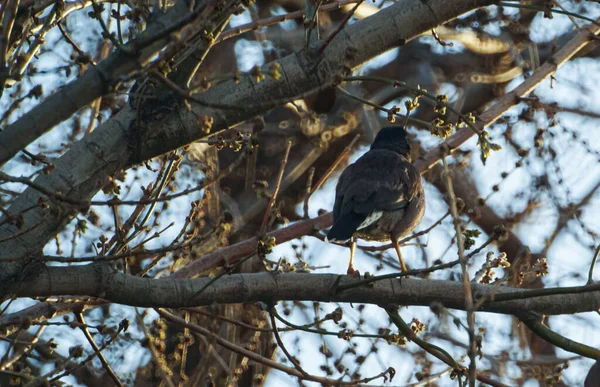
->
393 238 408 272
347 237 357 275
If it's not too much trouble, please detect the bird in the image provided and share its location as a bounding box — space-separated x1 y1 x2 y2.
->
326 126 425 275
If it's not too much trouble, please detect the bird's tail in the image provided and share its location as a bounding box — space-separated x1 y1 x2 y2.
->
326 212 366 243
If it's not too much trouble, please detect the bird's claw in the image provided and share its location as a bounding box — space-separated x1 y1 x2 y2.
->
347 267 361 278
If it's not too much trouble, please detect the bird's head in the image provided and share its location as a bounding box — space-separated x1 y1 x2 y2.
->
370 126 411 158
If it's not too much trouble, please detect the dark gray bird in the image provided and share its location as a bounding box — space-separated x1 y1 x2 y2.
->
326 127 425 274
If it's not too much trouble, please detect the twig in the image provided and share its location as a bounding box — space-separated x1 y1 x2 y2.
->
183 14 232 88
115 2 124 45
190 250 260 301
91 0 131 54
431 28 453 47
588 244 600 284
0 300 106 337
520 313 600 360
303 167 315 218
343 76 487 149
27 320 103 329
7 2 57 78
259 141 292 235
0 217 45 244
442 156 476 386
553 0 581 29
171 2 232 70
157 308 362 385
186 307 281 332
385 305 465 386
336 86 430 127
217 0 360 43
1 213 329 266
303 133 360 218
135 310 176 387
170 213 332 279
0 326 44 371
57 22 96 64
488 280 600 303
137 155 180 230
179 311 190 386
0 0 20 93
47 320 126 383
103 156 180 258
0 150 243 208
0 297 15 318
0 369 34 383
186 306 344 333
86 98 102 135
500 2 600 27
313 133 361 196
75 312 124 387
269 307 310 377
386 306 512 386
151 68 335 112
319 0 366 52
272 307 385 339
305 0 324 48
401 366 457 387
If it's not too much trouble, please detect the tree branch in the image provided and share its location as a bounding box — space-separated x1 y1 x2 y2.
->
7 266 600 323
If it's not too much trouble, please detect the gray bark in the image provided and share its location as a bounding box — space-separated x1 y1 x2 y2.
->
3 265 599 319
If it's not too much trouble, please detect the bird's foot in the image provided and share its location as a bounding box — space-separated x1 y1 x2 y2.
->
346 267 361 278
400 267 410 279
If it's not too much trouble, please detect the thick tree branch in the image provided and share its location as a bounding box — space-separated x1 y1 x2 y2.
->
8 266 600 320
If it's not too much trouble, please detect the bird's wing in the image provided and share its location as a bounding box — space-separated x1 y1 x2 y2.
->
337 150 421 217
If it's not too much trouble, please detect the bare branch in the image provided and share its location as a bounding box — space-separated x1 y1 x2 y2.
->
9 266 600 319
